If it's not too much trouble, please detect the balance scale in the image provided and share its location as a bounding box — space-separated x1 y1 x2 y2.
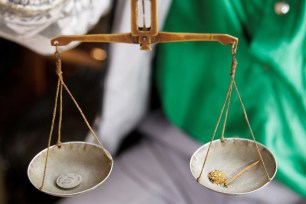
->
27 0 277 197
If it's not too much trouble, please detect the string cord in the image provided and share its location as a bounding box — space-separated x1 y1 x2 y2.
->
196 44 237 182
197 42 270 182
39 45 62 190
39 74 61 190
196 78 234 182
221 79 233 141
59 78 109 155
39 45 111 191
232 80 271 180
56 50 63 147
220 50 237 141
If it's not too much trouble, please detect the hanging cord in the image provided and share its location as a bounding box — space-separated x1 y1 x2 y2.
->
39 79 60 190
197 41 271 182
39 44 112 191
39 44 62 190
196 80 233 182
60 77 110 155
232 80 271 181
230 41 270 180
55 45 110 158
220 43 238 141
55 45 63 148
196 43 236 182
220 80 233 142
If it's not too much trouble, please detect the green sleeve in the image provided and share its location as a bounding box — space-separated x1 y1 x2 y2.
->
156 0 306 197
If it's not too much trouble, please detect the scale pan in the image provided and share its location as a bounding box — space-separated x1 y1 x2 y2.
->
28 142 113 197
190 138 277 195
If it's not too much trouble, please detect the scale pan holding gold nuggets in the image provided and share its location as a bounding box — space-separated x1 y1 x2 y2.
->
190 138 276 195
27 0 276 197
189 45 277 194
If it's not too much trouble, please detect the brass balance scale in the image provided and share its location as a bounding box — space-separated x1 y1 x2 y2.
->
27 0 277 197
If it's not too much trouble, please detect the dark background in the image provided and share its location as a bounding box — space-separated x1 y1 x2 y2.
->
0 13 111 204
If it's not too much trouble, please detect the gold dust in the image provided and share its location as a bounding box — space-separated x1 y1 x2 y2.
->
208 170 227 185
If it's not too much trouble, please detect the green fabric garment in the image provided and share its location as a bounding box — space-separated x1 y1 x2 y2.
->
155 0 306 197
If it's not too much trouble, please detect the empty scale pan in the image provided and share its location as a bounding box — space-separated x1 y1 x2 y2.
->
190 138 277 195
28 142 113 197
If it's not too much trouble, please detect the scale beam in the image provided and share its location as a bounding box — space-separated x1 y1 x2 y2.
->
51 32 238 50
51 0 238 50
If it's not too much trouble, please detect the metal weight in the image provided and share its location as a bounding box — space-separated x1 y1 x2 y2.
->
190 138 277 195
28 142 113 197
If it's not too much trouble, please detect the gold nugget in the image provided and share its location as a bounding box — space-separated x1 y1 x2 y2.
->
208 170 227 184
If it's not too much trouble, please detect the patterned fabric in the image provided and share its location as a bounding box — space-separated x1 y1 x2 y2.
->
0 0 111 54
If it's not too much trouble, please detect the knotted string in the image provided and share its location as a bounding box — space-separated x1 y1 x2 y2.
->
196 44 236 182
39 44 62 190
232 80 271 180
39 44 111 191
197 42 271 182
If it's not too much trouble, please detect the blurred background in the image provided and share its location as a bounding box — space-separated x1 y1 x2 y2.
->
0 13 112 204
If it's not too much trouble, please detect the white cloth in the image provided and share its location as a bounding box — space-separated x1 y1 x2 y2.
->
96 0 172 154
59 111 305 204
0 0 112 55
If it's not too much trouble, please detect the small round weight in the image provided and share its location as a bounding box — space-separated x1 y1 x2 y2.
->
27 142 113 197
56 173 82 189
